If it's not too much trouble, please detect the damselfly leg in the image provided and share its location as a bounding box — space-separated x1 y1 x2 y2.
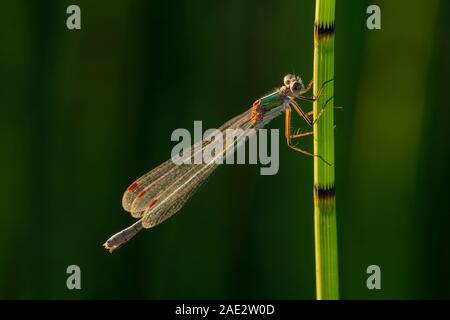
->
285 104 332 166
297 78 334 102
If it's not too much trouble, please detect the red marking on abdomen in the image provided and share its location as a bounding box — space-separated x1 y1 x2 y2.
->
128 182 139 192
137 189 148 198
148 199 158 209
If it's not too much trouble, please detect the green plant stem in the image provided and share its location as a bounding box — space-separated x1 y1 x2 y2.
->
313 0 339 300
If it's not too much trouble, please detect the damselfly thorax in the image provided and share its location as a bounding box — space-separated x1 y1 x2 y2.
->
103 74 331 252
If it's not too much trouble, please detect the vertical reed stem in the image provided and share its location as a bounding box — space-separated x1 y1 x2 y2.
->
313 0 339 300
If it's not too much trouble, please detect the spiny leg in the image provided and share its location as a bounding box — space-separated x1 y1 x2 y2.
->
302 79 314 94
298 77 334 102
295 95 335 125
305 106 342 118
285 107 331 166
291 97 336 131
290 130 314 139
290 100 312 127
304 104 341 125
297 96 335 126
290 99 334 131
312 95 335 125
293 78 335 125
285 108 313 156
287 102 314 139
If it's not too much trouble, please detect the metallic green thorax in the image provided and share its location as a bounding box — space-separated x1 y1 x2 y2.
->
258 90 286 111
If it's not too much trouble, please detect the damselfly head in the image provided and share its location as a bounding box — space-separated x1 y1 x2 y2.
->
283 74 304 96
283 74 296 86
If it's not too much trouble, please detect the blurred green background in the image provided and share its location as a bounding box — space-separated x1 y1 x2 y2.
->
1 0 449 299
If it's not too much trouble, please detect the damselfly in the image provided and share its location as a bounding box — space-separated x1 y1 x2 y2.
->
104 74 332 252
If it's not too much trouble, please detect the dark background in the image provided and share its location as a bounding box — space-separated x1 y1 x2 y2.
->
1 0 449 299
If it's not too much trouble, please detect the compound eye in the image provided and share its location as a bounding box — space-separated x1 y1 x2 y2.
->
290 81 303 94
283 74 294 86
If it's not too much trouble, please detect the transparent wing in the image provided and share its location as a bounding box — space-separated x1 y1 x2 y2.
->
140 110 257 228
122 160 177 214
141 162 218 228
122 107 256 220
122 132 210 214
